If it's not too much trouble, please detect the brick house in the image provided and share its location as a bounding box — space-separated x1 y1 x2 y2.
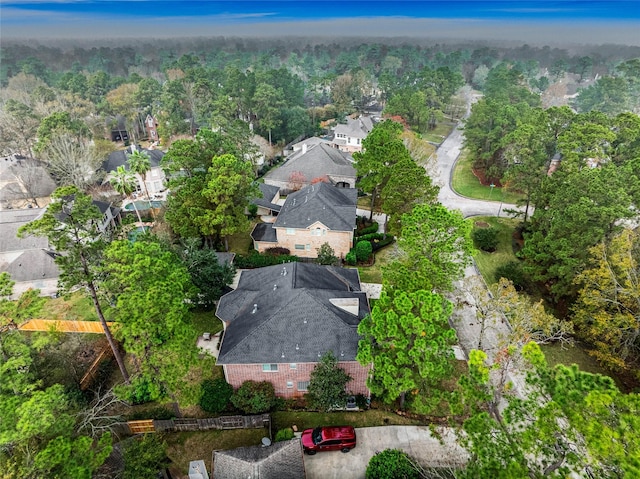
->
250 182 356 259
215 262 371 399
144 114 159 142
263 143 356 194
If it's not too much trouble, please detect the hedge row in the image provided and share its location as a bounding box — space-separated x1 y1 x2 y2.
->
355 221 379 237
234 251 299 269
357 232 385 242
371 236 395 252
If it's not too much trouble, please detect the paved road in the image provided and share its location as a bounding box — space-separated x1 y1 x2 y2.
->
304 426 467 479
435 92 520 219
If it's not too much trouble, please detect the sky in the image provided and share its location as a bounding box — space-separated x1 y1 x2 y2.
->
2 1 640 45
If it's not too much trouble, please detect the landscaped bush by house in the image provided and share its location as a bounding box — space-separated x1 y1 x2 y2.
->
495 260 528 290
366 449 419 479
265 246 291 256
231 380 277 414
472 227 499 252
355 221 379 236
345 250 357 266
247 203 258 218
371 236 395 252
355 241 373 262
316 242 338 265
199 378 234 414
275 428 295 442
356 232 385 242
234 251 299 269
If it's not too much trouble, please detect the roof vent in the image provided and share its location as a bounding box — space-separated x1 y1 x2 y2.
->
252 304 258 314
281 352 285 358
305 195 308 203
273 284 277 291
296 344 299 350
340 351 345 357
293 198 296 206
318 351 321 358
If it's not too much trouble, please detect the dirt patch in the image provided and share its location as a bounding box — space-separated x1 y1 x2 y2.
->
471 167 502 187
474 221 490 228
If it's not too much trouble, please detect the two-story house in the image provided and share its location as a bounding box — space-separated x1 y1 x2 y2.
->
102 145 166 196
263 143 356 194
251 182 356 259
215 262 371 399
330 116 375 153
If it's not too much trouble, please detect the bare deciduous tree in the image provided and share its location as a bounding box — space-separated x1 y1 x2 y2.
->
41 133 103 189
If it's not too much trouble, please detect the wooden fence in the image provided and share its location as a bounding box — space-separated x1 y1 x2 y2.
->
79 343 114 390
18 319 116 334
124 414 270 434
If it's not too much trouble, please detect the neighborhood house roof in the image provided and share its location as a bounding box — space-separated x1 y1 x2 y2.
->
102 146 165 173
0 209 59 284
212 439 304 479
333 116 374 139
216 262 367 365
0 155 57 202
263 143 355 184
274 182 357 232
251 183 281 213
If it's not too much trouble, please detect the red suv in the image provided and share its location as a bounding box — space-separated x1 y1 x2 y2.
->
301 426 357 455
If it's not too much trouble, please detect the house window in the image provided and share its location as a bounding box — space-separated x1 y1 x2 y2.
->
286 228 295 235
290 363 297 369
262 364 278 372
311 228 322 236
287 381 294 389
294 244 305 250
306 244 311 251
297 381 309 391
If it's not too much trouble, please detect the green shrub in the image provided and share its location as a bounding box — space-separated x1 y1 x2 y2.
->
316 243 338 265
199 378 233 414
355 222 379 236
247 203 258 218
495 261 527 290
231 380 277 414
472 227 499 252
123 434 170 479
234 251 299 268
355 241 373 262
275 428 295 442
345 250 357 266
118 377 162 405
366 449 419 479
356 232 385 242
265 246 291 256
371 236 395 252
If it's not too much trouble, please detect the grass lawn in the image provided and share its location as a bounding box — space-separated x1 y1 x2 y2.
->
226 223 255 254
165 428 267 477
357 243 400 284
191 309 222 337
272 409 422 432
40 292 100 321
421 122 455 144
470 216 520 287
452 150 523 204
539 342 612 378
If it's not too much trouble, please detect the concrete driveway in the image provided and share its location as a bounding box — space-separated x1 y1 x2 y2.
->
303 426 467 479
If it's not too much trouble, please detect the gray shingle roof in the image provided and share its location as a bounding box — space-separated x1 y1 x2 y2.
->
216 262 368 364
251 183 281 212
0 209 59 283
274 183 356 232
102 146 164 173
251 223 277 242
212 439 304 479
263 143 355 183
333 116 374 139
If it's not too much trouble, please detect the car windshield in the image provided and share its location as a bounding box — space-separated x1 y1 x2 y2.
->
312 427 323 445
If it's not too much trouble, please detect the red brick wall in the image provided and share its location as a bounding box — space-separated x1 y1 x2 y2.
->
223 361 371 399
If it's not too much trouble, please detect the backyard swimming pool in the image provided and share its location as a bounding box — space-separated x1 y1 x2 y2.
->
123 200 164 211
